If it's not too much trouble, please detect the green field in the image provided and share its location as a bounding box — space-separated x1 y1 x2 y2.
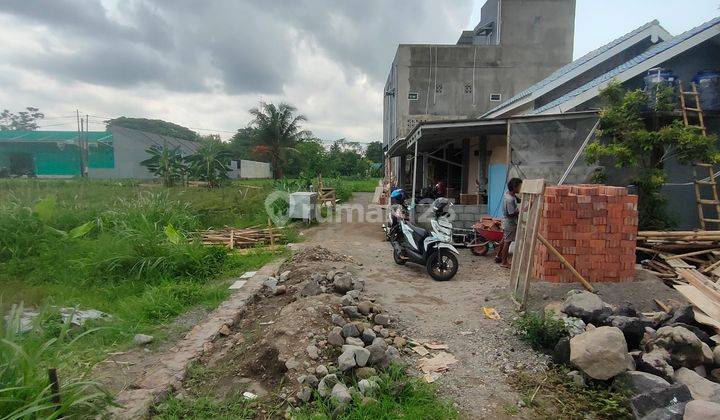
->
0 177 378 418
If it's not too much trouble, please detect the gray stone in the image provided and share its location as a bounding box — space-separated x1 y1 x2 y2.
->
342 323 360 338
366 342 387 366
561 290 613 324
374 313 390 326
684 400 720 420
563 316 586 338
333 274 354 294
616 371 672 395
614 302 638 317
356 367 377 379
331 314 347 327
341 295 355 307
263 277 278 292
662 305 694 326
352 278 365 292
637 350 675 381
570 326 630 380
307 345 319 360
674 367 720 402
630 383 692 419
640 403 686 420
346 290 361 300
608 315 646 348
133 334 154 345
279 270 291 283
285 359 299 370
358 379 378 395
669 323 713 346
567 370 585 386
301 279 322 296
299 374 319 388
358 301 372 316
317 374 339 397
696 365 708 378
345 337 365 347
315 365 328 377
342 306 362 319
326 269 340 281
552 337 571 365
361 328 376 346
331 383 352 404
653 326 708 369
379 328 390 338
372 325 382 333
715 346 720 365
296 386 313 403
328 327 345 346
354 346 371 366
338 350 357 371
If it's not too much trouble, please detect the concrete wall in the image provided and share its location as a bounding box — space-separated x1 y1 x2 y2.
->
238 159 271 179
415 203 488 229
383 0 576 150
92 126 199 179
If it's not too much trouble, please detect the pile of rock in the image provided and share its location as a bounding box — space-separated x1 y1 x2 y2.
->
295 273 402 408
550 290 720 419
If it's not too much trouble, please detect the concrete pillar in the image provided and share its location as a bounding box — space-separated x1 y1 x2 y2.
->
461 138 470 194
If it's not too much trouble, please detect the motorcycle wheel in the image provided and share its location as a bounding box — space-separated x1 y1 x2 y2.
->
426 249 458 281
393 247 407 265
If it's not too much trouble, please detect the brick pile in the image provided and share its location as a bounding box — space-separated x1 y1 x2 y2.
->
533 184 638 283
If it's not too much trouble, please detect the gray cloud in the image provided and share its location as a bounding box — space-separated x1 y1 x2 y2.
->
0 0 473 140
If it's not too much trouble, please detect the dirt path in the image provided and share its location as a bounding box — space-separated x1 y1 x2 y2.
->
303 193 547 418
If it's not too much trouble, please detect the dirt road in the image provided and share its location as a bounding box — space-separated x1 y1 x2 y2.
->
303 193 547 418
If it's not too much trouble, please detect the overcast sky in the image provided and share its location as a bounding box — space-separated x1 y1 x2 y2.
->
0 0 717 142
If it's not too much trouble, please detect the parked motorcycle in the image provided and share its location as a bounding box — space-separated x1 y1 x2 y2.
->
386 198 459 281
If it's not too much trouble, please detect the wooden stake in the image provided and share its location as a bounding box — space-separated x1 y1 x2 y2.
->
654 299 671 313
664 248 720 260
268 218 274 247
537 234 595 293
48 368 63 418
229 229 234 250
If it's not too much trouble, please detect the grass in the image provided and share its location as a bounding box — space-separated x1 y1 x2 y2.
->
508 365 632 420
0 177 376 416
512 310 568 351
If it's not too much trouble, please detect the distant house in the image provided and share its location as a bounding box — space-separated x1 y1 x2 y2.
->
385 10 720 229
0 126 200 179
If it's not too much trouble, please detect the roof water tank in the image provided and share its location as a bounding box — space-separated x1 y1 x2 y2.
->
644 67 678 110
692 70 720 112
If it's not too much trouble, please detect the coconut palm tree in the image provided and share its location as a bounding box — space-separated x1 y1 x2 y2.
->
248 102 309 179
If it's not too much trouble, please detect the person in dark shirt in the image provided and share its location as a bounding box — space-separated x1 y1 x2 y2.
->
498 177 522 268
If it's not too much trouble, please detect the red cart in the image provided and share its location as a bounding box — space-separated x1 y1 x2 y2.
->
468 216 504 256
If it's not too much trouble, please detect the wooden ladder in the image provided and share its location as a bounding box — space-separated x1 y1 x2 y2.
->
681 81 715 229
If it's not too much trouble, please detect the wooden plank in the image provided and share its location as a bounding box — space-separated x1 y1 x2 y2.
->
664 248 720 260
510 179 545 310
519 179 545 194
676 268 720 303
654 299 671 313
674 283 720 322
694 309 720 333
538 234 594 292
660 254 694 269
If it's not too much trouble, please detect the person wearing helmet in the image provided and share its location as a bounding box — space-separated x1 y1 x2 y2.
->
390 188 406 205
498 177 522 268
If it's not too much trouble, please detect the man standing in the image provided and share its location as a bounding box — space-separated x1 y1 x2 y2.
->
498 178 522 268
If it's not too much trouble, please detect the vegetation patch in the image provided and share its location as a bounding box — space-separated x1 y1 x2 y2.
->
508 365 632 420
512 310 568 351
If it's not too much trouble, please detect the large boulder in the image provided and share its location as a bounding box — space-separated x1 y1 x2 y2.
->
652 326 711 368
331 383 352 404
637 349 675 381
615 371 671 395
684 400 720 420
561 290 612 324
674 367 720 403
607 315 646 348
629 383 691 419
570 326 630 380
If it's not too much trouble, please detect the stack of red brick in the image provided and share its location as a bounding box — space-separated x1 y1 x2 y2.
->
533 184 638 283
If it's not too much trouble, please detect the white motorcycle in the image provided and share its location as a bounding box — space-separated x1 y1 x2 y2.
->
387 198 460 281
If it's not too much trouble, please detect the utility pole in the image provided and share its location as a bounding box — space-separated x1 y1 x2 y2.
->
76 109 83 176
84 114 90 177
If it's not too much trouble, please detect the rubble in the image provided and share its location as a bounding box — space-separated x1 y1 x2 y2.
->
569 326 630 380
675 367 720 402
684 400 720 419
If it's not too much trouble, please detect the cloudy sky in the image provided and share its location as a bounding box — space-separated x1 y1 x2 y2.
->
0 0 717 142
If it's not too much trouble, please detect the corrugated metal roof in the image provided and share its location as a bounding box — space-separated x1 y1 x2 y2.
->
0 130 112 143
532 16 720 114
481 20 667 117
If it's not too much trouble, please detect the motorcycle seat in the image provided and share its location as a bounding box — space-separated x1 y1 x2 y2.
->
409 224 430 239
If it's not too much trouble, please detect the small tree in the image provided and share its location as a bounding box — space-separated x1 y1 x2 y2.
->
248 102 309 179
585 81 719 229
140 143 186 187
0 107 44 131
185 136 231 187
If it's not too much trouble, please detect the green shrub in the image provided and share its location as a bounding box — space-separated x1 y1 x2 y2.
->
0 305 112 418
513 311 568 351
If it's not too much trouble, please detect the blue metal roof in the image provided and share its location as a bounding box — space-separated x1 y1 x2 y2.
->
532 16 720 114
482 20 667 117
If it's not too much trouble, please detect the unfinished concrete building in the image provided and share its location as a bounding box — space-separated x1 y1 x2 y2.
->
383 0 576 219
